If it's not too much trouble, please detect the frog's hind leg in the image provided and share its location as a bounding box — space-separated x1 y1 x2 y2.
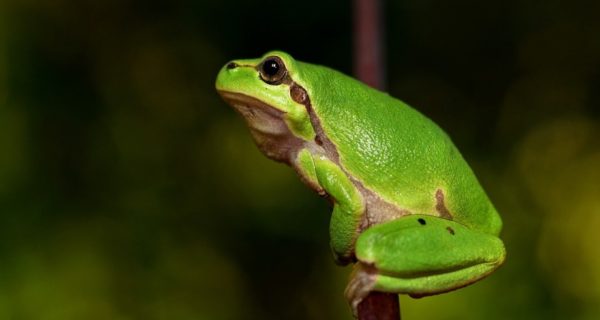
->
346 215 505 314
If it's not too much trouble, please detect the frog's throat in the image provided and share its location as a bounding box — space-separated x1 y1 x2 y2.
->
218 90 306 163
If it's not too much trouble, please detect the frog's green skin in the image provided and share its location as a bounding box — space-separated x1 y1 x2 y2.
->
215 51 505 315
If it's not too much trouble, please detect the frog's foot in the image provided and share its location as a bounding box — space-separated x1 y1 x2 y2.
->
344 263 378 317
346 215 506 315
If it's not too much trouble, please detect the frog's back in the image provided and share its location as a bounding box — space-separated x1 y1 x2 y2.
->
297 62 502 235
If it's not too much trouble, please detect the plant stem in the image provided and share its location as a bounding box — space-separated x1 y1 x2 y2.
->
357 292 400 320
354 0 399 319
353 0 386 90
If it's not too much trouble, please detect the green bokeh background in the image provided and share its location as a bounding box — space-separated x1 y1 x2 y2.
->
1 0 599 319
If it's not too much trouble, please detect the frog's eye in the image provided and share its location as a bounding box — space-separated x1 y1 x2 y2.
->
259 56 287 85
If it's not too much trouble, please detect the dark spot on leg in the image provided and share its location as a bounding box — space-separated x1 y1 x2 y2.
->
435 189 453 220
446 226 455 235
418 218 426 225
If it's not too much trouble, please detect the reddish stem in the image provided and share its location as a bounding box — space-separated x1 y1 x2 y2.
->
354 0 386 90
357 292 400 320
354 0 398 319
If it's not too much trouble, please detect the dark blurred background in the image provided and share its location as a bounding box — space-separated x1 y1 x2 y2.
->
1 0 599 319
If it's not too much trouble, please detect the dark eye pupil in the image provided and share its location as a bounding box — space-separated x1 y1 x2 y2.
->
259 56 286 84
263 60 280 76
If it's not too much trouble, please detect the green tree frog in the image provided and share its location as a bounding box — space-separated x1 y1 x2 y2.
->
215 51 506 315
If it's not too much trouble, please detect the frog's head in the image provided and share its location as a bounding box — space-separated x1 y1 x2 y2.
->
216 51 317 161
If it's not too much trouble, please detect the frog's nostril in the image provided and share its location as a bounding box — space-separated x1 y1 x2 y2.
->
227 62 238 69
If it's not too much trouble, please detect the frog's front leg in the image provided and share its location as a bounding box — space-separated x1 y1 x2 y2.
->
294 149 365 264
346 215 506 314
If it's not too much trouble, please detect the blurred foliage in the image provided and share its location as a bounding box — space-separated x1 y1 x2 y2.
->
0 0 599 319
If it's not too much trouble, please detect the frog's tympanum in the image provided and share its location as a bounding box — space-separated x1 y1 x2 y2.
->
215 51 505 315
